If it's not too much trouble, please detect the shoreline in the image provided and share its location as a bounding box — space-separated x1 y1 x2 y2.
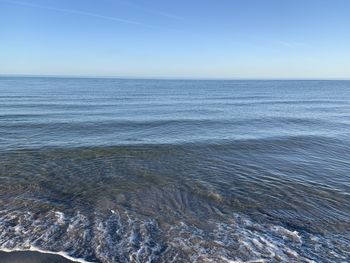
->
0 248 90 263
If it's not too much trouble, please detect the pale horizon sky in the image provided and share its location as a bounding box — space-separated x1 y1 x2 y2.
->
1 0 350 79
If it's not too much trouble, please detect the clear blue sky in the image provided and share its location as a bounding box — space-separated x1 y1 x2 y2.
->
1 0 350 79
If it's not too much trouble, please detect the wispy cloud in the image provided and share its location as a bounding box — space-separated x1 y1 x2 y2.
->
1 0 147 26
111 0 184 21
275 40 311 49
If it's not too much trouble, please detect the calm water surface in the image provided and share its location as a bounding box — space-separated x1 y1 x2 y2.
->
0 78 350 262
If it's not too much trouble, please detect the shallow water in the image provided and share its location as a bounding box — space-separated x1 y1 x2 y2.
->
0 78 350 262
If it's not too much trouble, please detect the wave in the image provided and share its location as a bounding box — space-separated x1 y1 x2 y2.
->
0 208 349 263
2 134 346 155
1 116 340 125
2 116 348 151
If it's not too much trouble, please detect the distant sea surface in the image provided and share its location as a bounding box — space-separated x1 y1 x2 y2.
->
0 78 350 263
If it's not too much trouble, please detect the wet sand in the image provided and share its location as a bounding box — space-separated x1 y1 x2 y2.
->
0 251 78 263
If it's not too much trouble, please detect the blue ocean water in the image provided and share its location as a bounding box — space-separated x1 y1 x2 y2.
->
0 77 350 262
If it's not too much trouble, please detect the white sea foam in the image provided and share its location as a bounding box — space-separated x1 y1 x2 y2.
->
270 225 302 243
55 211 66 225
0 209 348 262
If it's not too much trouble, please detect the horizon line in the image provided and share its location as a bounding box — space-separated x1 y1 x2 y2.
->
1 74 350 81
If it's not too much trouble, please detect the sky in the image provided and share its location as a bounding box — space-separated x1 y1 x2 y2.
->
1 0 350 79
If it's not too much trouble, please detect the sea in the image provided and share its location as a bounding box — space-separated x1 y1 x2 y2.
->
0 77 349 262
